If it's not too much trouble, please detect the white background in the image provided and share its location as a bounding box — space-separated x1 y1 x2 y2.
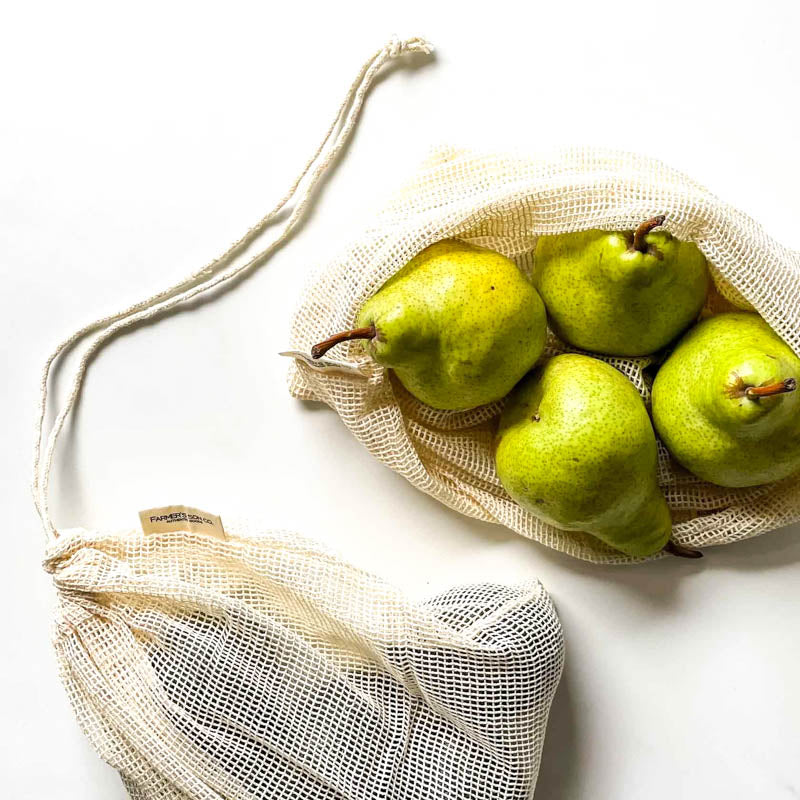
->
3 1 799 798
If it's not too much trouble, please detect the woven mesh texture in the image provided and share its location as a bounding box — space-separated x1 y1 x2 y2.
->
46 525 564 799
288 146 800 564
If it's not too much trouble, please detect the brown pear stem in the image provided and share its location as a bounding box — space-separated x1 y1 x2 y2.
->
630 215 666 253
745 378 797 398
311 324 376 359
663 539 704 559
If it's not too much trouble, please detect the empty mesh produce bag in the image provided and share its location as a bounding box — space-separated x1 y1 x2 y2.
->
286 145 800 564
45 526 564 799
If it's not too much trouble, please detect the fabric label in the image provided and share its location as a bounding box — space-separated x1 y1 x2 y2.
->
139 505 226 540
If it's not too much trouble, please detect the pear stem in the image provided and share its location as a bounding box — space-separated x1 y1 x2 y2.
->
311 324 377 359
745 378 797 398
663 539 703 559
630 215 666 253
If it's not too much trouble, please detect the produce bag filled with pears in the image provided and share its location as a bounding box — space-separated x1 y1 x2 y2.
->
286 147 800 563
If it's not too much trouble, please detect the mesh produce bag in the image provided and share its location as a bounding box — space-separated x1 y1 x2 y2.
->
46 527 564 799
32 37 564 798
287 146 800 564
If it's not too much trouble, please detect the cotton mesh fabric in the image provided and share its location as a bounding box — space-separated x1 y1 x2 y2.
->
46 524 564 799
288 146 800 563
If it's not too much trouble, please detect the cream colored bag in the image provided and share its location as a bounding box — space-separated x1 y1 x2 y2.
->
34 37 567 799
45 527 563 799
287 147 800 564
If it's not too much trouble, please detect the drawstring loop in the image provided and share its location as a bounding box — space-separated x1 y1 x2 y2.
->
32 35 434 543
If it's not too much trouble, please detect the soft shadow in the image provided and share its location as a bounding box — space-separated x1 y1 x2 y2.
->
529 538 707 611
293 397 331 414
702 522 800 572
365 48 436 95
534 657 580 800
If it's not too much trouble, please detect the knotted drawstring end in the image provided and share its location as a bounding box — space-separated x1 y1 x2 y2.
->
387 35 434 59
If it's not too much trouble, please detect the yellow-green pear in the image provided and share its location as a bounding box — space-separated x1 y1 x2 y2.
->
534 217 709 356
495 354 692 558
311 240 547 411
652 313 800 487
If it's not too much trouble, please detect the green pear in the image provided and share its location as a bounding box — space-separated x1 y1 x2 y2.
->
495 354 676 558
652 313 800 487
311 240 547 411
534 216 709 356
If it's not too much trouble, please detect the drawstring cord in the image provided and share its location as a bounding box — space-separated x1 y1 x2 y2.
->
32 35 434 543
